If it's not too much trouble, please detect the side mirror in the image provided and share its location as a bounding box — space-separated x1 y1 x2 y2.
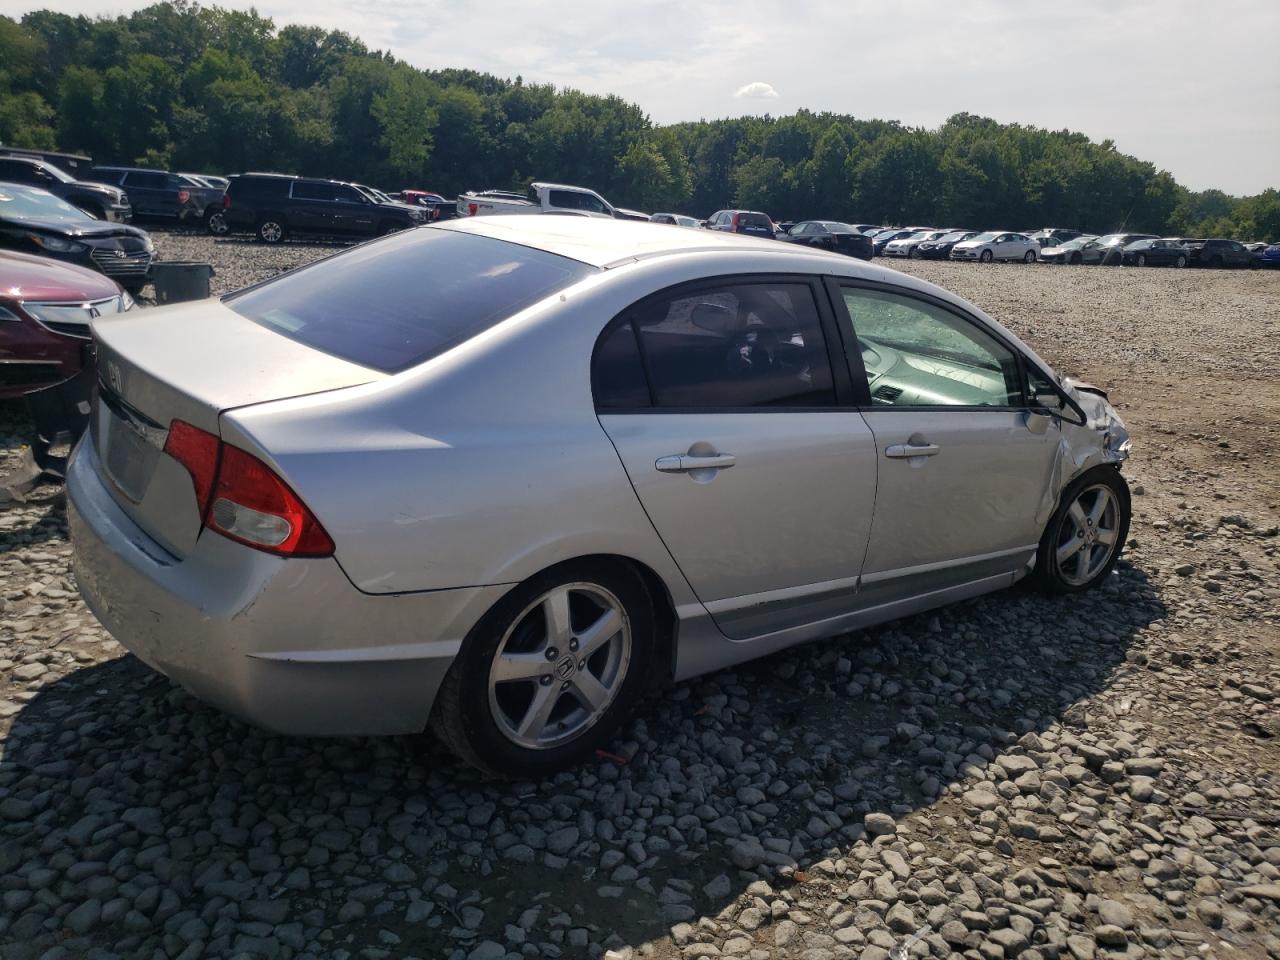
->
1033 390 1065 413
690 302 735 335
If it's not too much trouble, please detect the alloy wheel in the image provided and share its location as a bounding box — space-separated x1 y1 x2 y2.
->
487 583 631 750
207 212 228 235
259 221 283 243
1055 484 1121 586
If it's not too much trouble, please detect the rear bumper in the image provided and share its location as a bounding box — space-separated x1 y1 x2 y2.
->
67 439 509 736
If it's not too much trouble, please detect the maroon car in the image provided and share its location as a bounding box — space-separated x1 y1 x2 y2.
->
0 250 132 399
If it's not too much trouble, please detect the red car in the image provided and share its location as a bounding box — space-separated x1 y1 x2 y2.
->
0 250 132 399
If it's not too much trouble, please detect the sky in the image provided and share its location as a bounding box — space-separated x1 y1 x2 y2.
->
6 0 1279 196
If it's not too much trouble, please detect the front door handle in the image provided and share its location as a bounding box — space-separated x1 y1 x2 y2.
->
885 443 940 459
656 453 737 473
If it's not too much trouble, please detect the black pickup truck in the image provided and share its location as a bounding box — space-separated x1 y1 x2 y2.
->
88 166 224 223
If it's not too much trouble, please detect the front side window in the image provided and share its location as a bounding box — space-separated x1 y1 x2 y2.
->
596 281 835 410
333 185 365 204
841 287 1021 408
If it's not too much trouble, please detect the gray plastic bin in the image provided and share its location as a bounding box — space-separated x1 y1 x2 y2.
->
150 261 215 304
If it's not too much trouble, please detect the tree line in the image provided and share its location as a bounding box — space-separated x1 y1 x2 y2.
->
1 2 1276 241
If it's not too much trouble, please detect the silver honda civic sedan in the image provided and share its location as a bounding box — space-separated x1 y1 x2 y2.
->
68 217 1131 777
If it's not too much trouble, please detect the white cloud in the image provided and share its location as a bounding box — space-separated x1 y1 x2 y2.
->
734 81 778 101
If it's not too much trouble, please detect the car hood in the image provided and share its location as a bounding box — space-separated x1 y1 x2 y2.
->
71 180 127 200
377 201 425 215
0 249 122 301
952 240 986 249
2 216 149 240
1041 246 1070 256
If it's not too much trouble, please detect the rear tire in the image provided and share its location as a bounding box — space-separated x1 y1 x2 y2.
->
430 559 656 778
257 217 287 244
1023 250 1036 263
1033 467 1130 595
980 249 994 263
1175 255 1186 268
206 211 228 236
377 221 405 237
908 247 919 259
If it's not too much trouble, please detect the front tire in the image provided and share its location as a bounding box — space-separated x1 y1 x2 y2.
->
980 249 994 263
1175 255 1187 268
1033 468 1130 594
431 560 656 777
1136 253 1147 267
1070 252 1082 265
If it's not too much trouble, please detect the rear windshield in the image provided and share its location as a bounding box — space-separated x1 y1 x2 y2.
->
739 213 772 228
225 228 596 373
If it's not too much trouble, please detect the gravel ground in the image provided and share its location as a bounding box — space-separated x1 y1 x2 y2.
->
1 228 1277 960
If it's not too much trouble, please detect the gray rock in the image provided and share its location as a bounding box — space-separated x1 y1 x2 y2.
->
864 813 897 836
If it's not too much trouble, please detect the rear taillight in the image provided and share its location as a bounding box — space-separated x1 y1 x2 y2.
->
468 202 478 216
731 212 740 230
163 420 219 514
177 189 190 204
163 420 334 558
221 193 230 209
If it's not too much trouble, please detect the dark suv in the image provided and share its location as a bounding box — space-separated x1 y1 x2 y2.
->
0 155 131 222
704 209 776 239
1178 238 1254 269
221 173 428 243
88 166 223 223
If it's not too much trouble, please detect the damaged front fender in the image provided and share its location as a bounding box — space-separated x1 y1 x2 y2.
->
1029 377 1131 531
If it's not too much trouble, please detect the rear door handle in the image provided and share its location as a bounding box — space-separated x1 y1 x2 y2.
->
656 453 737 473
885 443 940 459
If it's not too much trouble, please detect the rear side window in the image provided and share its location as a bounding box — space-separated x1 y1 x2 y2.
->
596 282 835 409
233 178 291 199
226 229 596 373
592 321 650 408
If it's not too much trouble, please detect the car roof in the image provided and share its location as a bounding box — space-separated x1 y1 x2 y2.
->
436 215 847 269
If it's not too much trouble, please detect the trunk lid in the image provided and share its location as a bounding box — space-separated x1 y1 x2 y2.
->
89 298 382 558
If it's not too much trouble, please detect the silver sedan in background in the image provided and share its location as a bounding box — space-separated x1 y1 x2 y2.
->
69 218 1131 777
951 231 1040 263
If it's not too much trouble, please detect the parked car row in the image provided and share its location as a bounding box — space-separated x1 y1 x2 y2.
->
660 211 1276 269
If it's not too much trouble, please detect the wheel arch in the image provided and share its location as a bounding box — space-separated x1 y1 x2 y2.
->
475 552 679 687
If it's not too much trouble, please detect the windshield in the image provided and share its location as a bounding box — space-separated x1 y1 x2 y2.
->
822 222 854 233
940 231 970 242
1097 235 1126 246
1058 237 1094 249
970 231 999 242
226 229 597 373
903 231 932 241
0 185 94 223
